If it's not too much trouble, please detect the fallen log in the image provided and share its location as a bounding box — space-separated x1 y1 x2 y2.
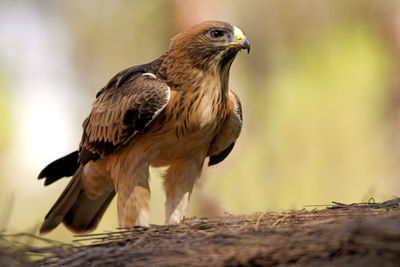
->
2 198 400 266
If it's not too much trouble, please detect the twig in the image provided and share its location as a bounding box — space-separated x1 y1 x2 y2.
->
254 212 267 230
271 215 290 227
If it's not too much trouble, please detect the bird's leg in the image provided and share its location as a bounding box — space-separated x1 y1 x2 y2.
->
110 154 150 227
119 183 150 227
163 159 203 224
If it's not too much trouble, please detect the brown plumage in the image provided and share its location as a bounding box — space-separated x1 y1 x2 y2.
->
38 21 249 234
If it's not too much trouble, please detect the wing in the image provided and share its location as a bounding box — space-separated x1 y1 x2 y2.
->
208 90 243 166
79 73 170 164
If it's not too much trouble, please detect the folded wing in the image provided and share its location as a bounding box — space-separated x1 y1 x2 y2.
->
79 73 170 164
208 90 242 166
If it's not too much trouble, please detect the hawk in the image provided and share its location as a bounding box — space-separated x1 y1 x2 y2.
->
38 21 249 234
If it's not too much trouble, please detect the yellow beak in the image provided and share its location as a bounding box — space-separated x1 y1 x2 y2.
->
224 26 250 53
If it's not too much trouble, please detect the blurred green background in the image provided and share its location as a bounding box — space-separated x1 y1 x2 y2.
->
1 0 400 243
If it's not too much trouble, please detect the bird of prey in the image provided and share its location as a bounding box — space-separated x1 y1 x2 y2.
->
38 21 249 234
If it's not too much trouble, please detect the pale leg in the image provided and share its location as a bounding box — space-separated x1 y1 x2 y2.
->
163 159 203 224
110 153 150 227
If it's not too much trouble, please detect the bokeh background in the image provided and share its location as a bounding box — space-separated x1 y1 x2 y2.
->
1 0 400 242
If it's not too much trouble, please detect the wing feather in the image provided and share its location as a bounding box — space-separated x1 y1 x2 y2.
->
79 74 170 164
208 90 242 166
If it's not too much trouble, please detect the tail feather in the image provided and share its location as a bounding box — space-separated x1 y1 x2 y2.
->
40 166 115 235
40 166 83 234
63 187 115 233
38 151 79 185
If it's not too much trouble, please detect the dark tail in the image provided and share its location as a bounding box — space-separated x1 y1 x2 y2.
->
40 165 115 234
38 151 80 185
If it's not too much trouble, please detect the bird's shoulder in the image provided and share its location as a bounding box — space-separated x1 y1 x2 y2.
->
229 90 243 123
78 57 170 165
96 54 168 98
208 90 243 166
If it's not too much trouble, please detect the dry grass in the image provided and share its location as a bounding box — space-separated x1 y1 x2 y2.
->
2 198 400 266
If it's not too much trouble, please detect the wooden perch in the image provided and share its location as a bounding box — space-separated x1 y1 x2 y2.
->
2 198 400 266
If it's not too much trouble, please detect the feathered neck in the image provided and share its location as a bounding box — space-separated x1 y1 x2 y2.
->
156 47 237 96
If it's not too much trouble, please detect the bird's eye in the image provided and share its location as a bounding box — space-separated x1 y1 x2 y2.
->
210 30 225 39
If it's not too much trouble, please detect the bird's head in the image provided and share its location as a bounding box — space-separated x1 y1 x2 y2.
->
168 21 250 72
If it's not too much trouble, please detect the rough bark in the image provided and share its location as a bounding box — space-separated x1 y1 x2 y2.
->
2 198 400 266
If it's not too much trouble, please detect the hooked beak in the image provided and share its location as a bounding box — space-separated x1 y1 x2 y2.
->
239 36 250 54
224 26 250 54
